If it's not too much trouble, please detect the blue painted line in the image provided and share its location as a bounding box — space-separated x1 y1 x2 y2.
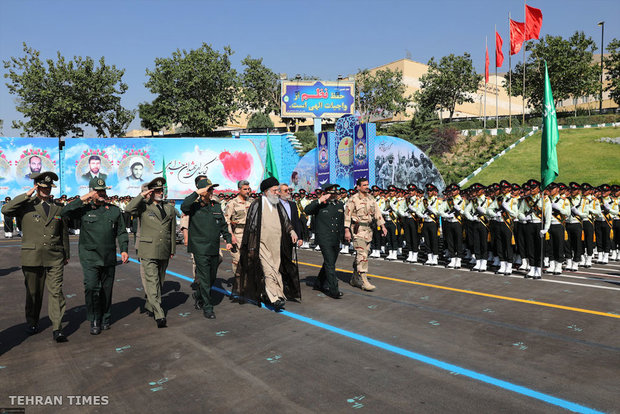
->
119 254 603 414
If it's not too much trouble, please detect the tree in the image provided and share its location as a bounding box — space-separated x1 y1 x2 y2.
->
3 43 133 137
355 68 410 123
246 112 274 130
294 128 317 154
240 56 279 114
143 43 239 136
414 53 481 122
506 32 599 112
605 38 620 106
138 99 171 136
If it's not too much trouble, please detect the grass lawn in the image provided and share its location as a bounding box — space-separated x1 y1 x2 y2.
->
470 127 620 186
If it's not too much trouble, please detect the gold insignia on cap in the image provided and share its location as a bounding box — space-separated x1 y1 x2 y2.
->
45 175 51 182
157 180 163 186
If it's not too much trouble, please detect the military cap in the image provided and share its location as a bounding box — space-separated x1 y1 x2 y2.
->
546 182 558 190
89 177 109 190
371 185 380 191
527 179 541 188
425 183 438 192
321 183 339 193
32 171 59 188
407 184 418 191
299 189 307 194
339 188 347 194
196 178 219 190
511 183 521 191
500 180 511 189
557 183 568 190
194 175 208 186
599 184 611 192
348 189 356 195
611 185 620 192
569 182 581 190
581 183 592 191
147 177 166 190
387 185 397 191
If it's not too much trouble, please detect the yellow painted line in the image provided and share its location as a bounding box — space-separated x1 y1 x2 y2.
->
297 260 620 319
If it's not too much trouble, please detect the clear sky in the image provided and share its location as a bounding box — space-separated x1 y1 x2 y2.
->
1 0 618 137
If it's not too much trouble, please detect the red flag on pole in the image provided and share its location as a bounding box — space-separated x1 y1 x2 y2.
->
485 45 489 84
525 5 543 40
510 19 525 55
495 32 504 67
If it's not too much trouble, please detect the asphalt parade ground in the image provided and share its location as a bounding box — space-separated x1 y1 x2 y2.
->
1 236 619 414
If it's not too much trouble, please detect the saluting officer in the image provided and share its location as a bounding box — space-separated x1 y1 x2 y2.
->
125 177 176 328
61 178 129 335
304 183 345 299
1 172 70 342
181 178 232 319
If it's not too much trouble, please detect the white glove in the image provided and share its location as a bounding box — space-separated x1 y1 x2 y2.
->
495 211 502 218
525 214 532 222
552 203 560 210
476 206 486 215
444 213 454 219
539 230 547 237
571 207 579 215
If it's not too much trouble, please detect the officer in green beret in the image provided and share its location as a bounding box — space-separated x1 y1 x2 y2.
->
304 183 345 298
61 177 129 335
125 177 176 328
1 172 70 342
181 178 232 319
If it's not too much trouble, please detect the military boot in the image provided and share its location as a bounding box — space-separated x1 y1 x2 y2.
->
360 273 376 291
349 270 362 288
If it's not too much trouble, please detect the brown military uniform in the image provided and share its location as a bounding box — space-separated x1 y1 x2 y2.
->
224 195 250 293
344 192 385 290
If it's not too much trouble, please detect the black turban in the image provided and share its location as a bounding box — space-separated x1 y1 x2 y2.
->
260 176 279 192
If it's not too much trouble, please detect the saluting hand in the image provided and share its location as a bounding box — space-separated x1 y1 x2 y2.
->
26 185 37 197
141 189 154 198
80 190 98 203
319 194 330 204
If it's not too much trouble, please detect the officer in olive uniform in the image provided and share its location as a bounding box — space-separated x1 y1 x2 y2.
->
304 183 345 298
125 177 176 328
1 172 70 342
61 178 129 335
181 178 232 319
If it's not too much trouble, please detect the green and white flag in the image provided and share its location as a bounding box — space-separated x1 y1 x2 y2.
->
263 131 279 180
541 61 559 189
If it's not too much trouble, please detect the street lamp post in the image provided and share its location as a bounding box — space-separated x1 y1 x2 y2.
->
598 21 605 112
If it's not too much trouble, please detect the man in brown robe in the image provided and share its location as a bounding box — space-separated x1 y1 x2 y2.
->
236 177 301 311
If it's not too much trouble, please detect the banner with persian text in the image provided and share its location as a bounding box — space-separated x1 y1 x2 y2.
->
280 80 355 118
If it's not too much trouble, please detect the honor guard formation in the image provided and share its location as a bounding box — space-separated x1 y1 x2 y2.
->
2 172 619 342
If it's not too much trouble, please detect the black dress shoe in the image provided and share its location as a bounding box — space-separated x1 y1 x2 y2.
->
203 310 216 319
156 318 167 328
101 322 111 330
190 281 199 291
90 321 101 335
25 324 39 335
327 291 344 299
53 330 68 343
273 299 286 311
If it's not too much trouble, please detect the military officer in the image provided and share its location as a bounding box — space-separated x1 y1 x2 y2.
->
224 180 251 297
3 196 15 238
181 178 232 319
61 178 129 335
1 172 70 342
344 178 387 291
304 183 345 298
125 177 176 328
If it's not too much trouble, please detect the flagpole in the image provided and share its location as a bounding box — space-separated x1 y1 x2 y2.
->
484 36 487 129
495 24 499 128
522 0 527 126
509 13 512 129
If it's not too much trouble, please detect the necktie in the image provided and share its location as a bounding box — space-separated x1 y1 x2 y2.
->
42 201 50 216
157 203 166 219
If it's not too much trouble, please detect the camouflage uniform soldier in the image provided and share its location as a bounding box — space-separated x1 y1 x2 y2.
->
224 180 251 295
344 178 387 291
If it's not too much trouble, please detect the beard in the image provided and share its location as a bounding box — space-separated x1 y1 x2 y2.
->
266 193 279 205
153 194 163 202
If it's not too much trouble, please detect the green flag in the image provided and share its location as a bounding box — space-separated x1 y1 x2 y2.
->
541 61 559 189
263 131 279 180
162 156 168 197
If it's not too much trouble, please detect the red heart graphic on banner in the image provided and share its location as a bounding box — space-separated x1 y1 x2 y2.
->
219 151 254 182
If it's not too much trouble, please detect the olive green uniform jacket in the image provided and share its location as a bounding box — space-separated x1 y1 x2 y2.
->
124 195 176 259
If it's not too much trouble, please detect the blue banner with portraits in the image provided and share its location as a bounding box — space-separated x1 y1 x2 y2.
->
0 138 61 198
316 132 330 187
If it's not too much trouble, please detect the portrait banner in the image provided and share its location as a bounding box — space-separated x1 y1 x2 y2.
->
0 138 60 198
353 124 369 184
62 138 265 199
317 132 330 186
